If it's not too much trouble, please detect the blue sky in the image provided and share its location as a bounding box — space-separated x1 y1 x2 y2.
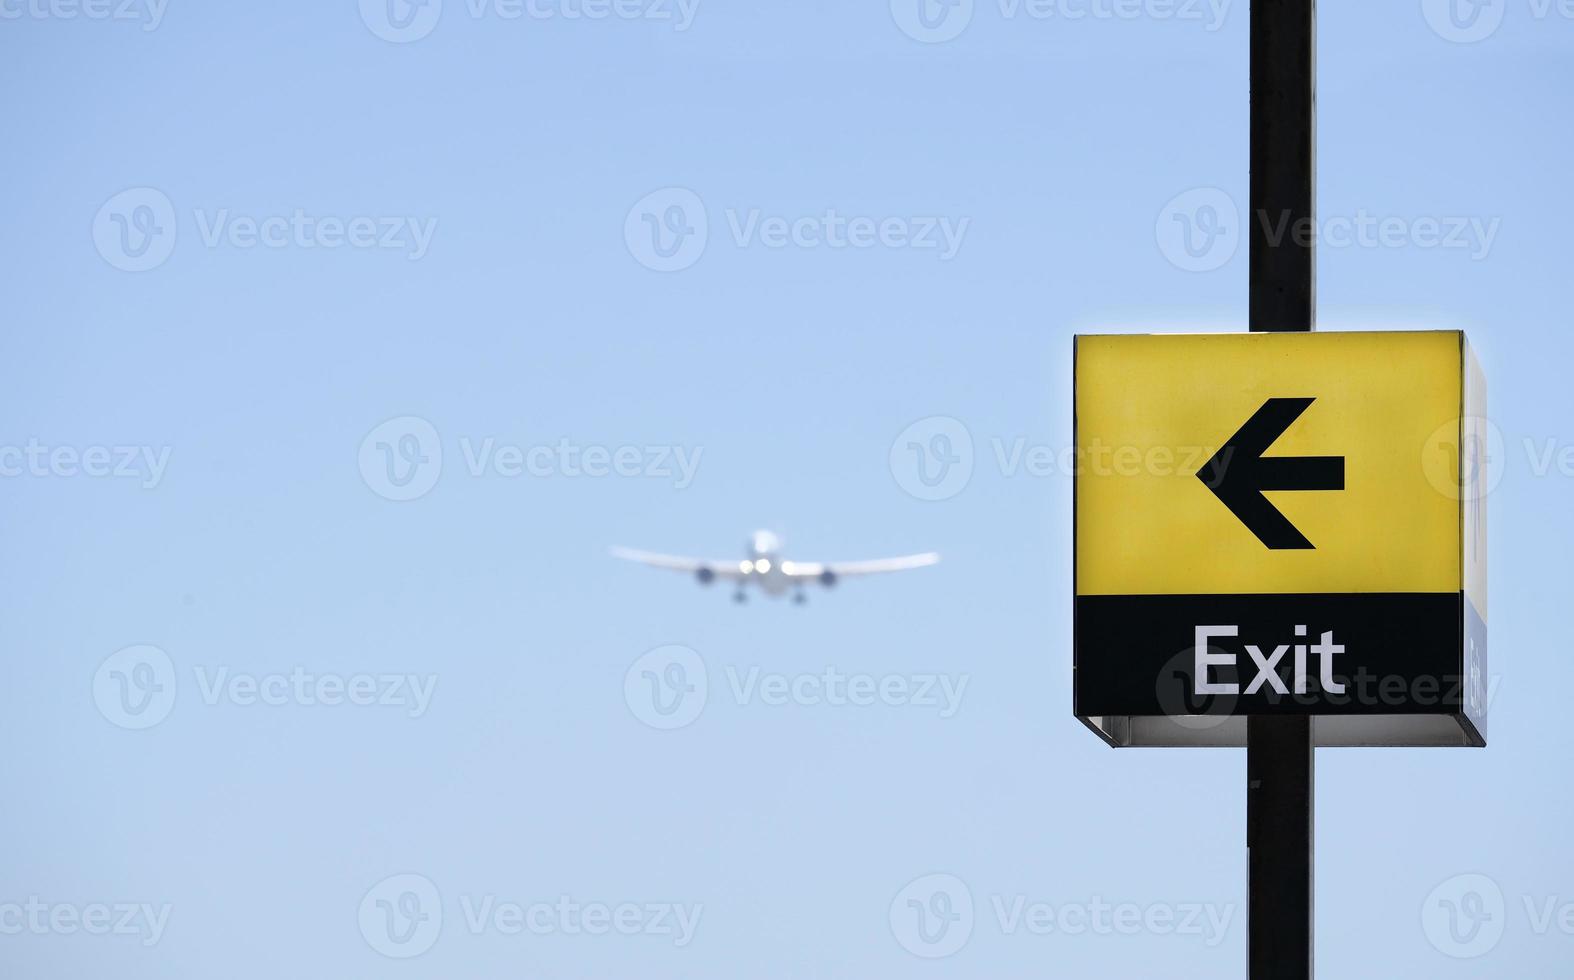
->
3 1 1573 976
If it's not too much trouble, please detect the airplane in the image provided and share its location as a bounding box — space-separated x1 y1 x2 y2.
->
611 530 939 603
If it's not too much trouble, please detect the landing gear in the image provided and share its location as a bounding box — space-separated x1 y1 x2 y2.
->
793 589 807 605
733 588 747 603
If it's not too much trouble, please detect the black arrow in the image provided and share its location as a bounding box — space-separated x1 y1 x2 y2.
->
1197 397 1344 550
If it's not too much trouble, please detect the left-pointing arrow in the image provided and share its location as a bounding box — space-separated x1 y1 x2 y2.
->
1197 397 1345 550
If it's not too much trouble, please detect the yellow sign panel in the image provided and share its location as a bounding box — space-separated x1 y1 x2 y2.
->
1075 330 1471 597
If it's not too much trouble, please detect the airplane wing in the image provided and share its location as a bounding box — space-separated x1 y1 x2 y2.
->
783 553 940 580
610 547 747 580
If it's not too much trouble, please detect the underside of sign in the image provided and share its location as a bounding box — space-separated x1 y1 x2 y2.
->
1072 331 1487 748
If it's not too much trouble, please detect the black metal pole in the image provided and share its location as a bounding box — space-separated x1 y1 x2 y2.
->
1251 0 1316 332
1247 715 1313 977
1248 1 1315 978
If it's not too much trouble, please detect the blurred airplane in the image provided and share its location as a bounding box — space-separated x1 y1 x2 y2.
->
611 530 939 603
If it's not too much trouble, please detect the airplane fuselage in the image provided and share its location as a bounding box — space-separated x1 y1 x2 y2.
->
741 530 792 597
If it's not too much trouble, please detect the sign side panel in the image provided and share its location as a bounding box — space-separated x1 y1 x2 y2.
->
1462 335 1489 740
